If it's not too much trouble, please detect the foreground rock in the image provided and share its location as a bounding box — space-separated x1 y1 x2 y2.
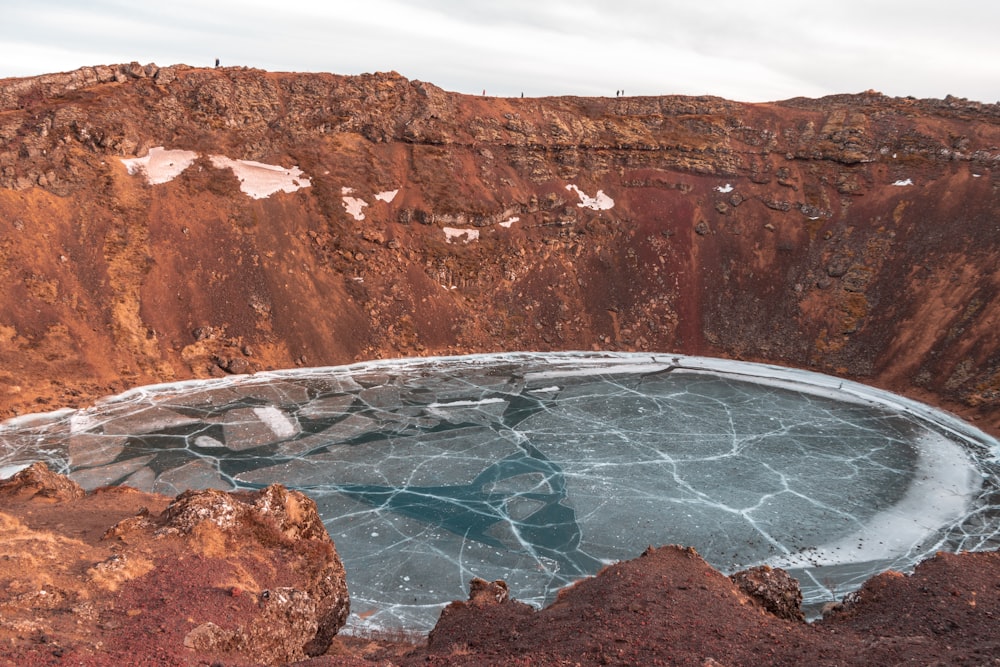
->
398 546 1000 666
0 463 349 665
2 466 999 665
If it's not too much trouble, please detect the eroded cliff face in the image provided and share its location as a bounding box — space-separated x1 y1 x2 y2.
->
1 63 999 433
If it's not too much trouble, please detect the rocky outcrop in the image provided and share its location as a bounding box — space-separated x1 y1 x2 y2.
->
0 461 84 501
0 62 177 114
0 464 348 665
731 564 805 622
405 545 1000 666
427 578 534 653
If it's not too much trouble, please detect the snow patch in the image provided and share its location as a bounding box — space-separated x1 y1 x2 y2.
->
427 398 506 408
342 195 369 221
892 178 914 187
499 217 519 228
208 156 311 199
121 148 311 198
443 227 479 243
0 463 31 479
341 187 399 220
252 406 298 439
120 147 198 185
566 184 614 210
714 183 734 193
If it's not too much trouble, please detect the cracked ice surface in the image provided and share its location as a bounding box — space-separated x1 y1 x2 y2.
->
1 352 998 633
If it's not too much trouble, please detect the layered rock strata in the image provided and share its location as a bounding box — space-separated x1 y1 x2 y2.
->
0 64 998 437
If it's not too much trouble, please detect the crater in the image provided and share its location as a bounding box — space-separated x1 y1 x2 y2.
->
1 352 997 633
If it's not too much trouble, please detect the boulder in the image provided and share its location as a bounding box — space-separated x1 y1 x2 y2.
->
0 461 85 501
730 565 805 622
0 465 349 665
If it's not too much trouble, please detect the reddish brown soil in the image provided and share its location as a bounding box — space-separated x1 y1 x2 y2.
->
396 546 1000 666
0 464 349 666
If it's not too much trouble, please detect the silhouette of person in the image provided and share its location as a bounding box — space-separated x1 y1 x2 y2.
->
215 58 220 67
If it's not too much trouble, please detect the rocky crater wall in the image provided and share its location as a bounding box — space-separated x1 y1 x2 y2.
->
0 63 999 434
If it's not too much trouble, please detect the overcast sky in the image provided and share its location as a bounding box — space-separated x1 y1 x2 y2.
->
1 0 997 103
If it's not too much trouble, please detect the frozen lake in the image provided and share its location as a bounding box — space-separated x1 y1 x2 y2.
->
2 352 998 632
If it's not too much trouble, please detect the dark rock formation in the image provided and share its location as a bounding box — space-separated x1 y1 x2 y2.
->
731 564 805 622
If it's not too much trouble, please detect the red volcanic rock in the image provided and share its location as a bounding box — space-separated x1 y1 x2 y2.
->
403 545 1000 666
818 550 1000 664
426 578 534 653
414 545 816 665
0 461 85 501
0 464 349 666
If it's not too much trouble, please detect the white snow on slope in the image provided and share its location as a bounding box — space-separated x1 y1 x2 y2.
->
566 184 614 210
121 147 310 199
208 156 311 199
714 183 734 193
120 147 198 185
341 188 369 220
342 187 401 220
343 197 368 220
892 178 914 186
443 227 480 243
